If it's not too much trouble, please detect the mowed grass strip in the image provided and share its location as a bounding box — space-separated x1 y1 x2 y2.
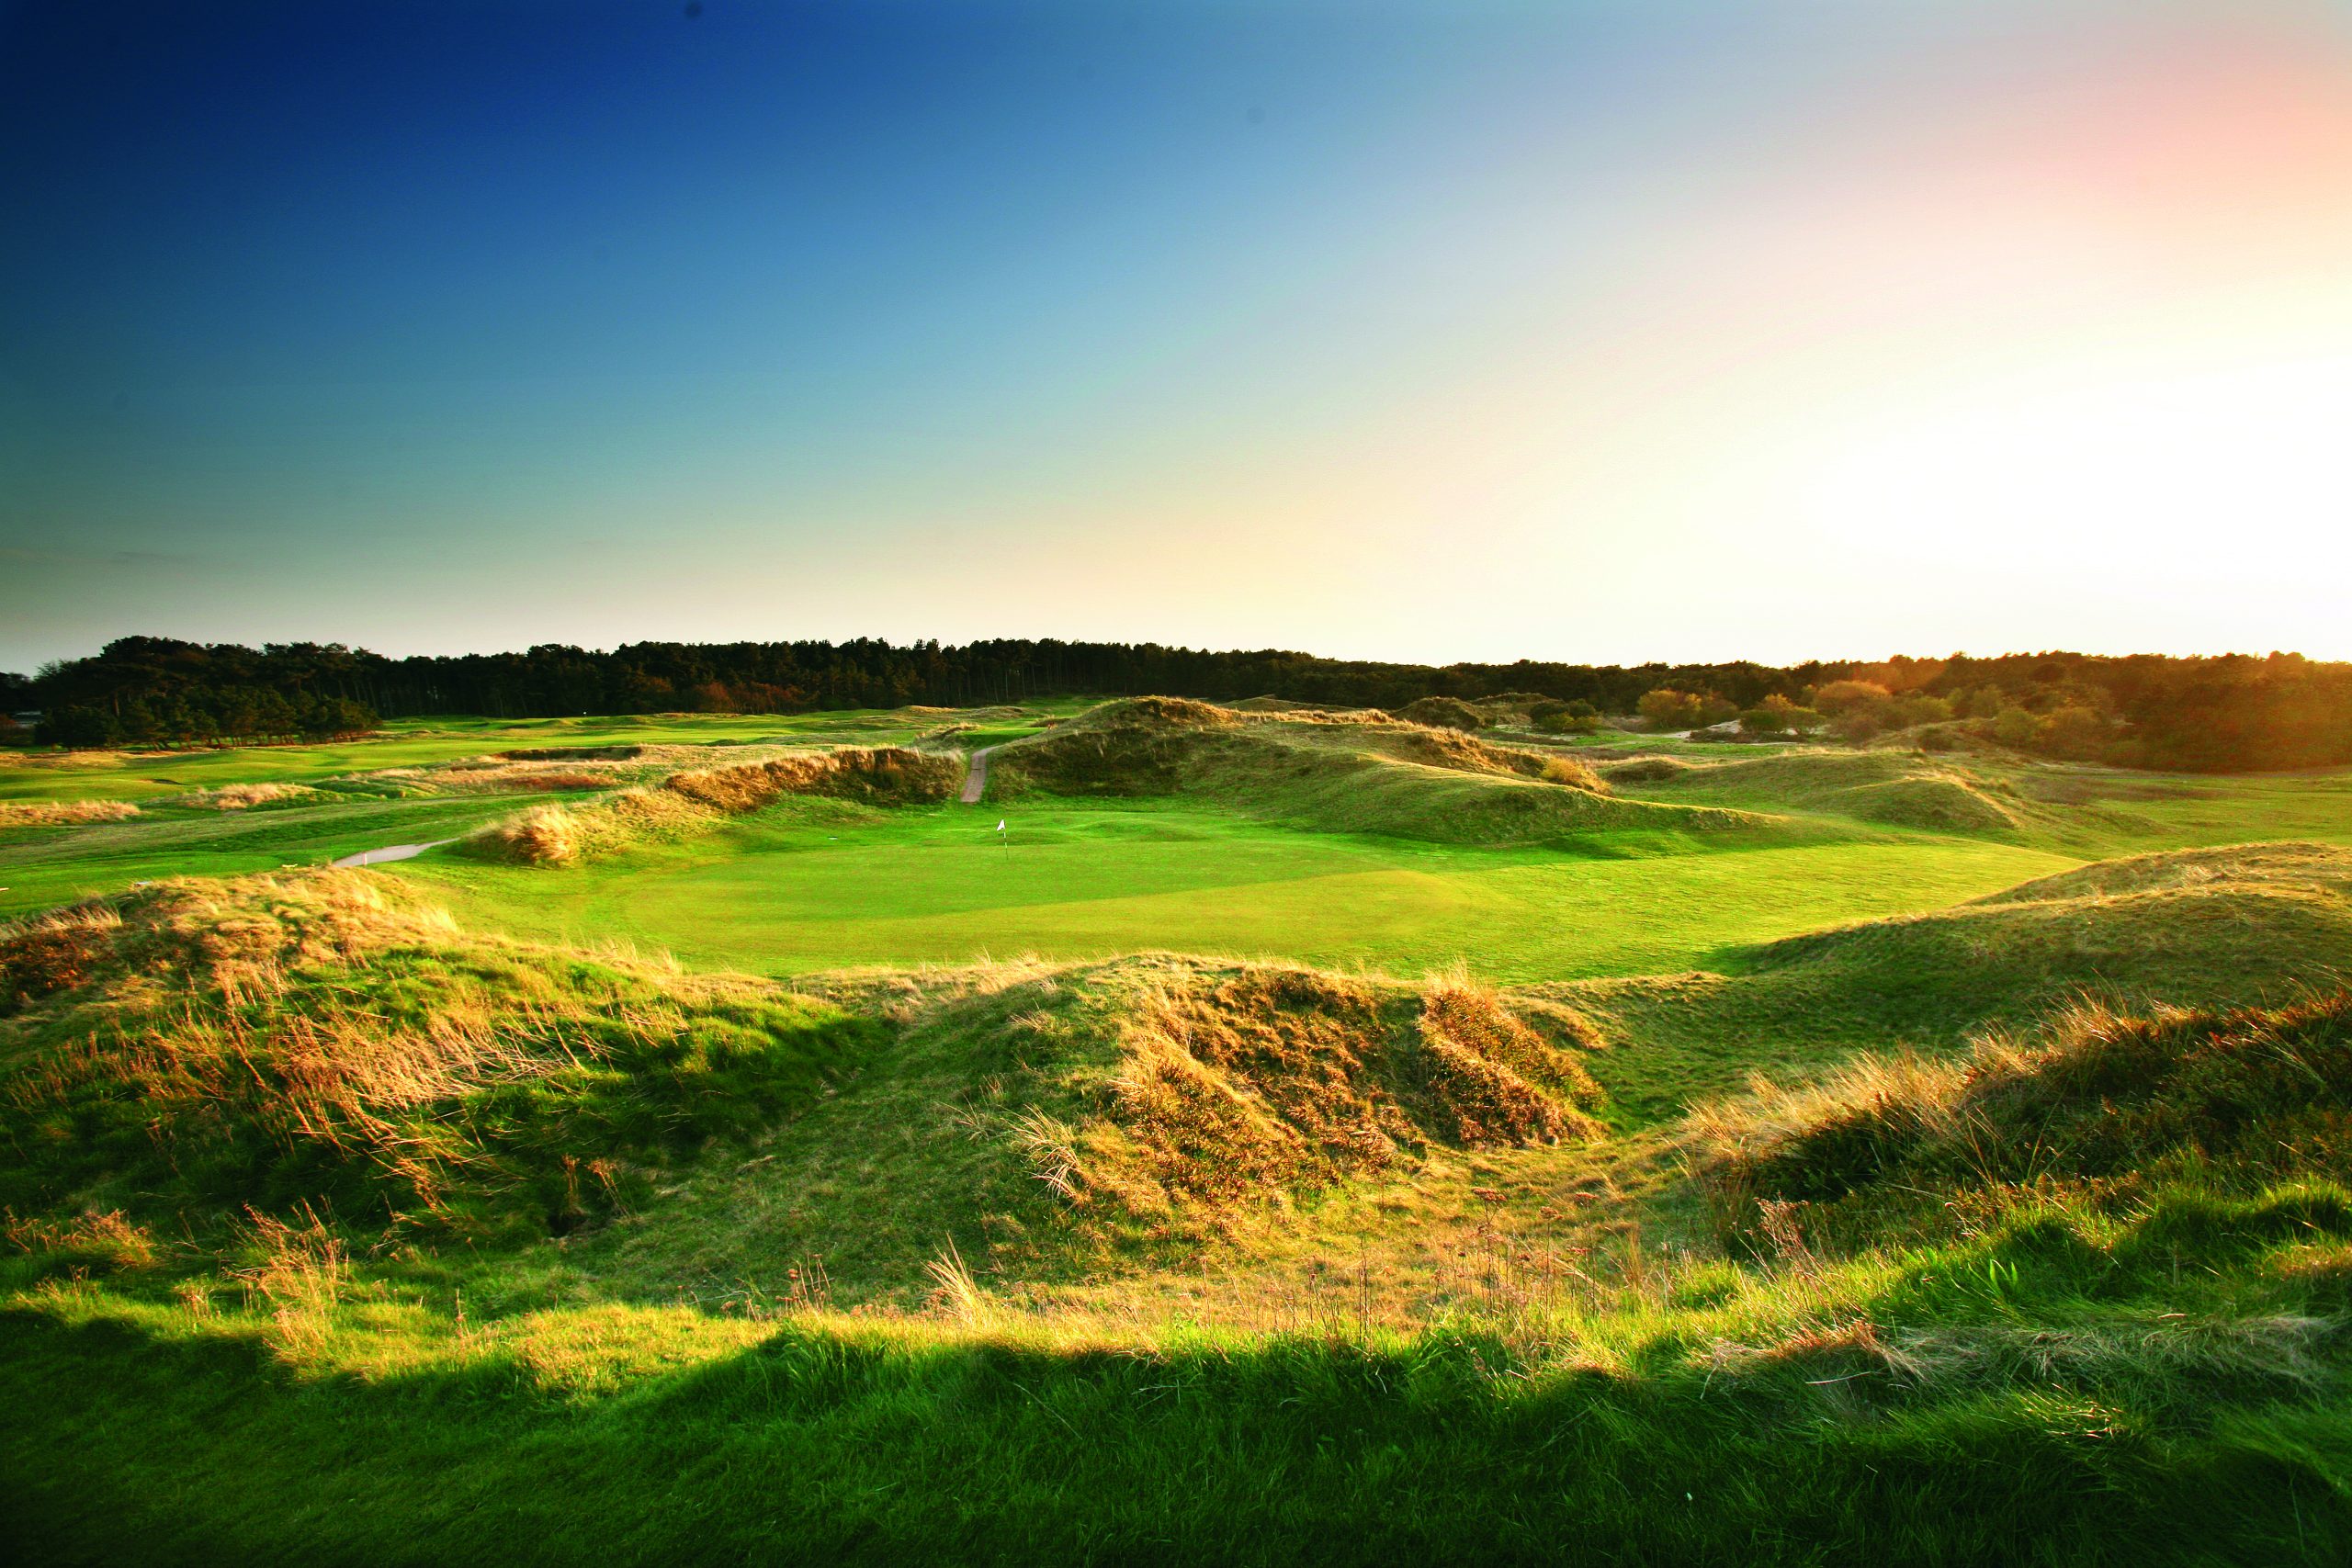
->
0 794 549 918
403 798 2072 982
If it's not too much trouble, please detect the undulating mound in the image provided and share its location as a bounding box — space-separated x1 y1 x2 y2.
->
0 873 880 1247
583 952 1614 1299
1597 754 1700 785
988 697 1754 845
464 745 963 863
1551 840 2352 1120
1600 747 2041 836
0 872 1613 1303
1693 989 2352 1252
1396 695 1487 730
1973 840 2352 905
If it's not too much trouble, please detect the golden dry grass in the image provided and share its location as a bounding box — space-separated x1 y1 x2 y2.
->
462 746 962 863
172 782 328 810
0 799 141 829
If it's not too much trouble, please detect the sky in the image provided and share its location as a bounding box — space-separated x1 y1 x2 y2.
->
5 0 2352 673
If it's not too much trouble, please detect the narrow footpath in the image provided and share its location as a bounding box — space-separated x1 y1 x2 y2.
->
959 746 995 804
331 838 458 870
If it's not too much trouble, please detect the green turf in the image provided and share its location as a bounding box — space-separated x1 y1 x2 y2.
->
12 703 2352 1562
401 796 2073 984
0 794 543 917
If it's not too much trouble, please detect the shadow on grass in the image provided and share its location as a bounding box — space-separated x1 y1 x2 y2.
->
6 1303 2349 1567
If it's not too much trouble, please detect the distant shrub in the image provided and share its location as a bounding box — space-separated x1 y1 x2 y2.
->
2038 705 2111 761
1834 708 1885 742
1638 688 1734 731
1890 694 1954 728
1531 698 1601 734
1812 680 1893 716
176 784 328 811
475 802 585 864
1991 708 2042 749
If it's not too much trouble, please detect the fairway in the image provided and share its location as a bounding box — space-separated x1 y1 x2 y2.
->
404 796 2075 981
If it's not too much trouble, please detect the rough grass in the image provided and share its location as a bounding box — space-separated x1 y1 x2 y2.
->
8 855 2352 1558
1546 840 2352 1121
0 873 880 1247
1695 993 2352 1227
569 953 1613 1304
168 782 330 810
1606 748 2041 837
0 799 140 829
16 982 2352 1561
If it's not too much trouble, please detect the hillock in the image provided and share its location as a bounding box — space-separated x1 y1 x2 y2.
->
1553 840 2352 1119
988 698 1754 845
0 873 879 1247
1600 747 2041 836
464 746 962 864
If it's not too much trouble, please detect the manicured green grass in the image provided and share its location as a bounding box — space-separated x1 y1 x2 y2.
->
401 796 2073 983
0 794 538 918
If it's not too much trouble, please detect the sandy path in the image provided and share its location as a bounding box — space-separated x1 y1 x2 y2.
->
959 746 996 804
332 838 458 870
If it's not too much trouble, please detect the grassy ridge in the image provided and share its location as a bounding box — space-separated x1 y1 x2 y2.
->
13 981 2352 1562
1555 841 2352 1121
989 697 1766 845
0 874 882 1247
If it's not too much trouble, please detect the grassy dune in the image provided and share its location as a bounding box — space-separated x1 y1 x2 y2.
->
8 701 2352 1561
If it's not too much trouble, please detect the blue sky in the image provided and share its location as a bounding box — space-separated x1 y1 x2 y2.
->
6 0 2351 671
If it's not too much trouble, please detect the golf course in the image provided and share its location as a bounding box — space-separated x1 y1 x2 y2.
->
7 692 2352 1562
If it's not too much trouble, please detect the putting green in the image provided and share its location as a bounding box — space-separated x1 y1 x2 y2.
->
401 798 2075 983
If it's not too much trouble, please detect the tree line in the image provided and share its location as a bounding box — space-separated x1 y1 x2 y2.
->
5 636 2346 773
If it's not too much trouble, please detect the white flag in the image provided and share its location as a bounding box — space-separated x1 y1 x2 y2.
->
995 819 1005 832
